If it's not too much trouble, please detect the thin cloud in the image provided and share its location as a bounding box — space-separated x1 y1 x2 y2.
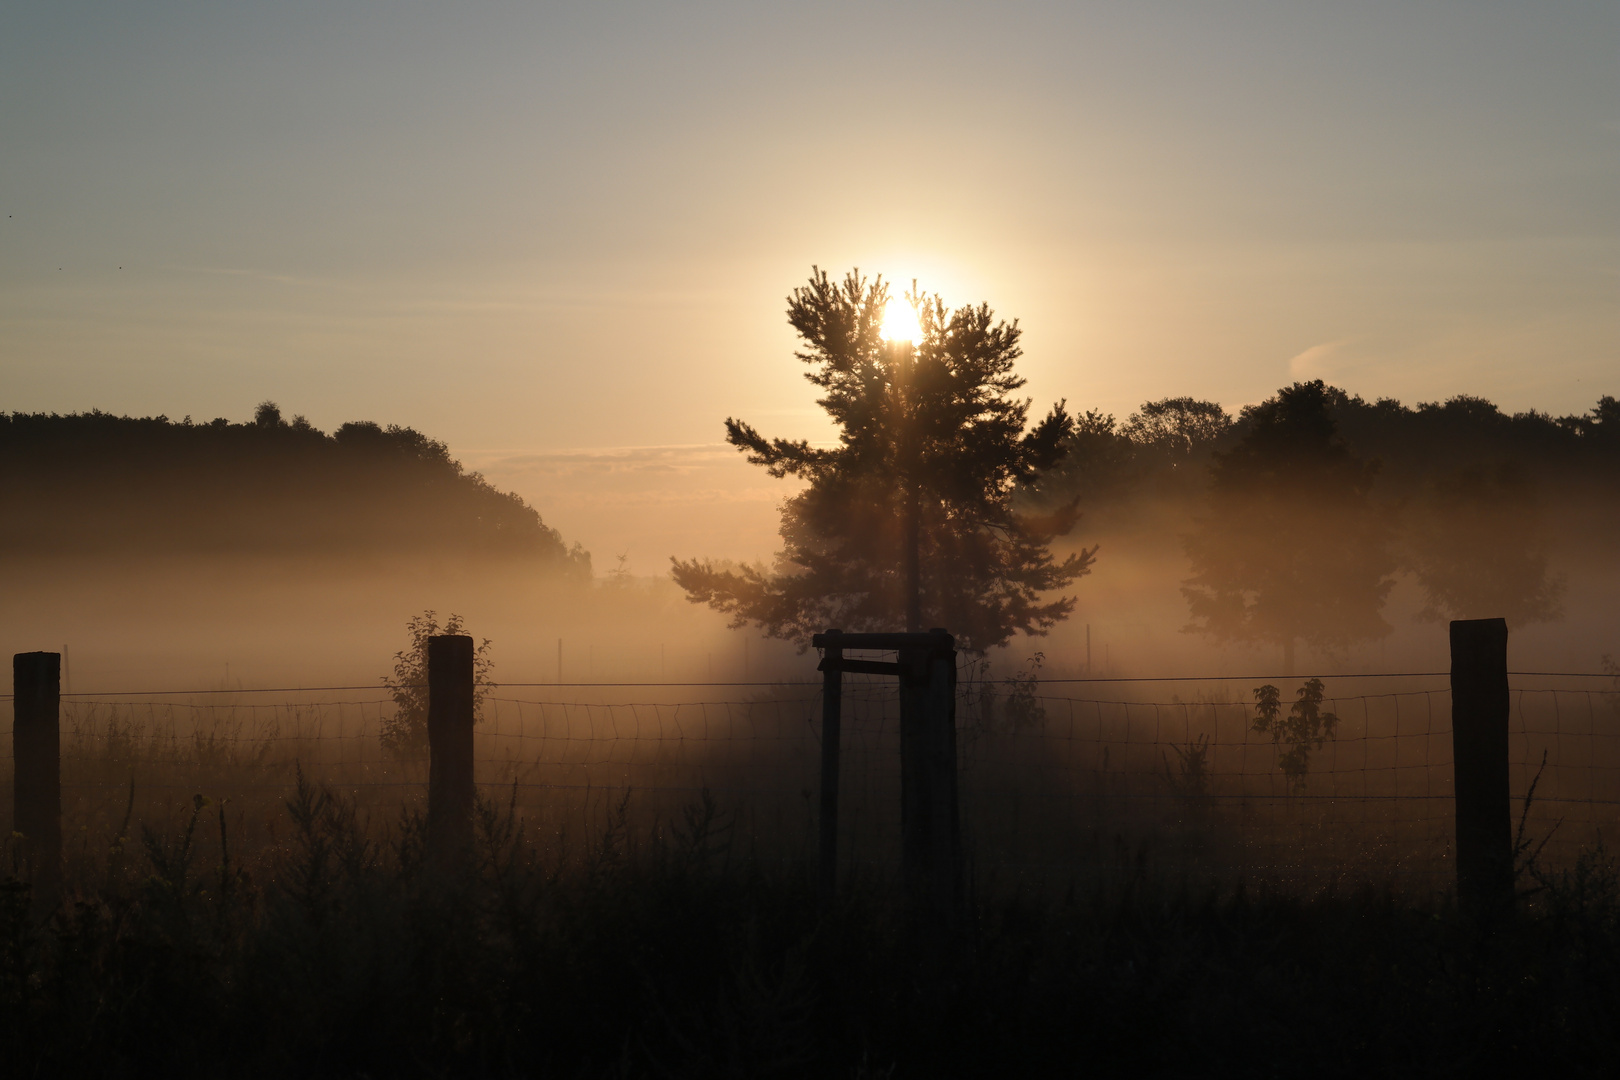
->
1288 340 1350 381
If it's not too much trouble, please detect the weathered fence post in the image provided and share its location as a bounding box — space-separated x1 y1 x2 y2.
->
818 629 843 903
1450 618 1512 912
923 630 961 918
427 634 476 866
899 629 961 919
899 641 928 899
13 652 62 892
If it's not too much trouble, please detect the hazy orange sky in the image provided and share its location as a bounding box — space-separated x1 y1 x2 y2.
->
3 2 1615 564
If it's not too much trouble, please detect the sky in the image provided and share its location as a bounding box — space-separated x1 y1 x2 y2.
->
2 1 1615 564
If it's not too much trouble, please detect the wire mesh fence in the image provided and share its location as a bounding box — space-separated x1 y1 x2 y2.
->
3 669 1617 891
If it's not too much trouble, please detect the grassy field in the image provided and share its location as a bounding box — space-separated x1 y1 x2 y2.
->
4 772 1619 1078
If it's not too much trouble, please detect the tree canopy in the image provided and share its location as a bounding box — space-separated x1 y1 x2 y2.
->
1403 463 1564 628
1040 389 1619 512
1181 380 1397 672
380 610 496 758
0 406 590 572
671 268 1094 653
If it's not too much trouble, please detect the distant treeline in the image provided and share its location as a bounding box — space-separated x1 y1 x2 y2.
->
0 403 590 572
1040 387 1620 507
1033 385 1619 641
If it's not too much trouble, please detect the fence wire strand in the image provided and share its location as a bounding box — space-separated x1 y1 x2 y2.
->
3 672 1617 888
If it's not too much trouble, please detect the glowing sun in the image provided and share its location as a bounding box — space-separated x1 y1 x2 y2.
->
881 298 921 345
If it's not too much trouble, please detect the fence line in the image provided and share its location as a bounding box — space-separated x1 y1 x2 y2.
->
6 666 1619 891
3 668 1611 702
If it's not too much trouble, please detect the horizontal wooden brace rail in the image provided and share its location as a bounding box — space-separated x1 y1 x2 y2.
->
811 629 955 652
816 657 905 677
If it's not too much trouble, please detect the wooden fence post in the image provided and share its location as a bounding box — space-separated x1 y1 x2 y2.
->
899 629 961 918
13 652 62 892
899 641 928 901
818 629 843 903
923 630 961 919
427 634 476 866
1450 618 1512 912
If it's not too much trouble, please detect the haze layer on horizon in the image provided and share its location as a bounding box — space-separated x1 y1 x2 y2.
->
3 1 1615 562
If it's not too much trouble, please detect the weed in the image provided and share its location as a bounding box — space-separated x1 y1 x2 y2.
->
1252 678 1340 790
1163 733 1212 806
1 790 1618 1075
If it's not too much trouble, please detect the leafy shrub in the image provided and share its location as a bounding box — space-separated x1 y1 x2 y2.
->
379 611 495 758
1252 678 1340 790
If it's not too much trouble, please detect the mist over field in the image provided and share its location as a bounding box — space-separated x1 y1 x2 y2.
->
6 383 1618 938
3 388 1615 691
0 408 766 690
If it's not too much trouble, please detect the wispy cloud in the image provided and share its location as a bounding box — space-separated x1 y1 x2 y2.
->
1288 340 1350 380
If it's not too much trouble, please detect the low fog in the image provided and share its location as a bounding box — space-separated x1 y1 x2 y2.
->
3 391 1618 692
4 388 1616 894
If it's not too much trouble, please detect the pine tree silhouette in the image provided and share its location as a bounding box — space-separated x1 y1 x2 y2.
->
671 267 1095 653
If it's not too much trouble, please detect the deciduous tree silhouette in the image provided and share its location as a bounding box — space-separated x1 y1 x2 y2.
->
671 267 1095 653
380 611 494 758
1182 380 1396 672
1033 398 1231 507
1251 678 1341 790
1122 397 1233 460
1404 463 1564 628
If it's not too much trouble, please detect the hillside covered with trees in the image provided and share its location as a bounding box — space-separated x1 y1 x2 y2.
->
0 402 589 573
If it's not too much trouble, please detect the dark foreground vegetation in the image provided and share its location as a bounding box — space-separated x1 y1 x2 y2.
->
4 781 1618 1078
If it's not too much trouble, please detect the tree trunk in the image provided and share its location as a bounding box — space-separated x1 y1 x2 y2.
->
893 336 922 635
905 486 921 632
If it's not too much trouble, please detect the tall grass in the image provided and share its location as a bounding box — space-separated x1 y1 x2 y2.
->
15 680 1614 900
3 775 1618 1077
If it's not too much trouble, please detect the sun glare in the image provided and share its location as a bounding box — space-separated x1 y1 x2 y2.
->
881 299 922 345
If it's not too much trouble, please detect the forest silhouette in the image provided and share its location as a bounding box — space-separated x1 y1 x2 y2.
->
1033 383 1616 660
1036 386 1619 508
0 402 589 572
